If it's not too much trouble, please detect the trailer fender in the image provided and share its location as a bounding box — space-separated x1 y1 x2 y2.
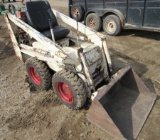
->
84 9 125 27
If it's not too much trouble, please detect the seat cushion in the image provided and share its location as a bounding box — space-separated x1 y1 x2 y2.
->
42 26 70 40
25 1 58 31
25 1 70 41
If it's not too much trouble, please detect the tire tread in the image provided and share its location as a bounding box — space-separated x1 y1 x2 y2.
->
52 70 87 109
25 58 52 90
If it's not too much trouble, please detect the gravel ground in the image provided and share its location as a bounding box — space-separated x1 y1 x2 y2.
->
0 0 160 140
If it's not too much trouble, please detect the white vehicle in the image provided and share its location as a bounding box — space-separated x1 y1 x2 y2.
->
5 1 156 139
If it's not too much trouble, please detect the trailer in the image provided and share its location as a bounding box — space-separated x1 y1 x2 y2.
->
4 1 156 139
69 0 160 36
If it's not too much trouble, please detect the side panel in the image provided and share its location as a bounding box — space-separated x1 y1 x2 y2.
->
144 0 160 27
127 0 145 26
71 0 86 6
104 0 127 19
86 0 104 10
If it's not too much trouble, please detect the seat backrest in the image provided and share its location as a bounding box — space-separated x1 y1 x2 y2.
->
25 1 58 31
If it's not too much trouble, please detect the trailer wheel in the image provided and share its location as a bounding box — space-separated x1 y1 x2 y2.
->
71 4 84 21
25 58 52 90
52 70 87 109
86 13 102 31
103 15 122 36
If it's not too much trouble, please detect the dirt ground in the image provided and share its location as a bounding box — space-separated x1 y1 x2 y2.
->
0 0 160 140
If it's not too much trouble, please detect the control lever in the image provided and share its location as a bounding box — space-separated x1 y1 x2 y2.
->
49 19 55 42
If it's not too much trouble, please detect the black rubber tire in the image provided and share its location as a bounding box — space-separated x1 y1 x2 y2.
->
25 58 52 90
71 4 84 22
103 15 122 36
52 70 87 109
8 0 10 2
86 13 102 31
13 0 16 2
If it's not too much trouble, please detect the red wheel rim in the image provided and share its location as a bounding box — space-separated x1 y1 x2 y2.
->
56 82 74 104
28 67 41 85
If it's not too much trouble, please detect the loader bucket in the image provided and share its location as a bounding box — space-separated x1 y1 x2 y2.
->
87 66 156 140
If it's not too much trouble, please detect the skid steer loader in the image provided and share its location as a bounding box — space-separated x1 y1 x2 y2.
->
4 1 156 139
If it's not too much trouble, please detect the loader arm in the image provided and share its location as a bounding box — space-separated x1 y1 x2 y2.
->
4 13 77 71
4 14 23 61
52 8 112 73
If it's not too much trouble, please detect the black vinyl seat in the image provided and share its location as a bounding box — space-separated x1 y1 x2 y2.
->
25 1 70 40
